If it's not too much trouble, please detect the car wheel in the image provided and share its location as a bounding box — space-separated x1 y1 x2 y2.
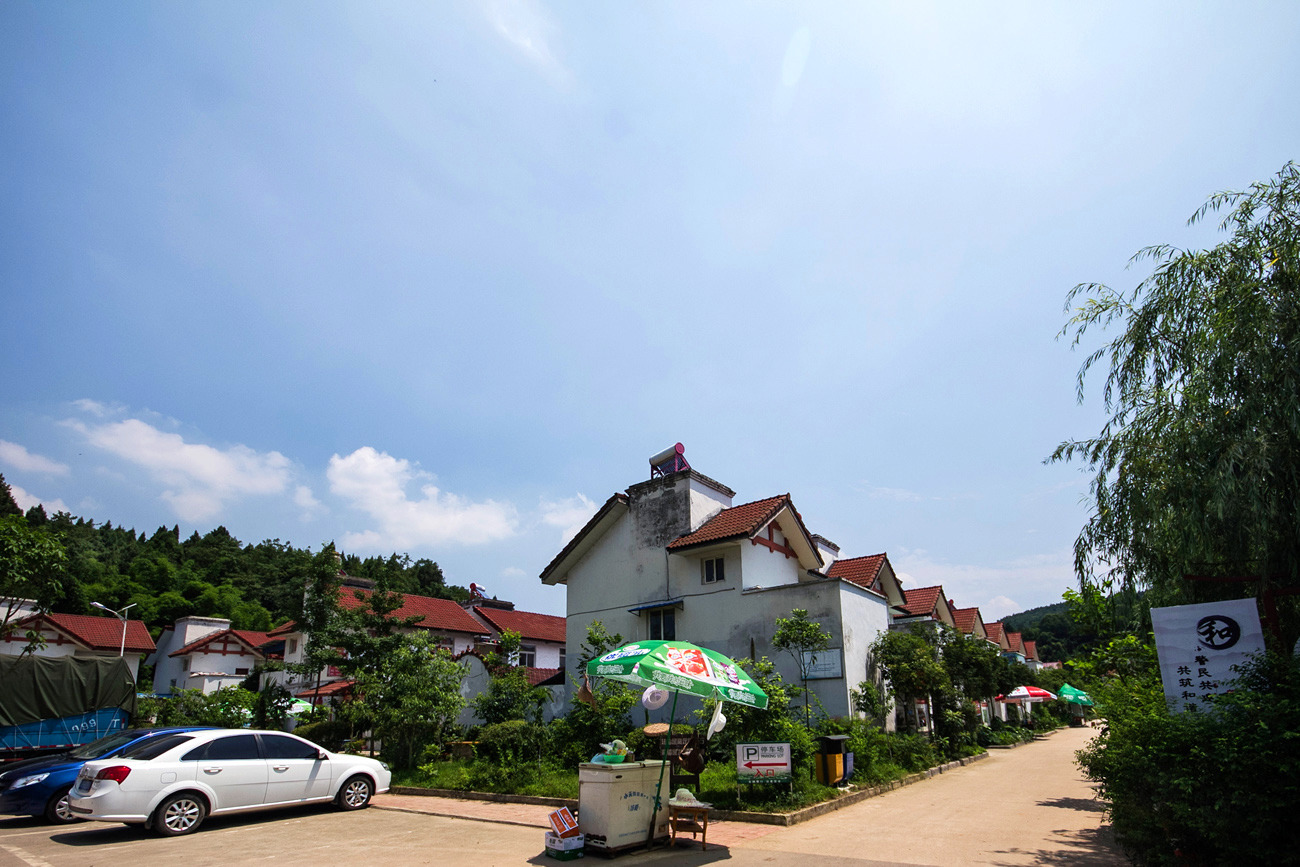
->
153 792 207 836
44 785 79 824
335 775 373 810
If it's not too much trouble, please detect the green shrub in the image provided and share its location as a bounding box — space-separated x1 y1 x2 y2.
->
1079 653 1300 865
294 718 354 752
474 719 550 764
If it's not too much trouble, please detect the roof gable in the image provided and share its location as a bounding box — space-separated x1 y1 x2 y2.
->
827 554 886 590
667 495 823 570
951 607 985 637
169 628 270 658
901 586 955 625
540 493 629 585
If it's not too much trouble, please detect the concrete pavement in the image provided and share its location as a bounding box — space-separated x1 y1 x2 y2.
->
371 724 1124 865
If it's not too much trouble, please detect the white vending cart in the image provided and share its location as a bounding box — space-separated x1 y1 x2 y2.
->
578 759 670 853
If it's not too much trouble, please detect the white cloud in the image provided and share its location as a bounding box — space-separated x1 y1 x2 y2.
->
70 398 115 417
501 566 526 578
0 440 69 475
65 417 292 523
9 483 69 515
982 595 1021 622
328 447 517 550
486 0 570 84
539 493 596 544
861 484 924 502
294 485 324 519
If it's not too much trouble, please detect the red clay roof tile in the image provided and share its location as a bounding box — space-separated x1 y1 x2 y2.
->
951 607 982 634
16 612 155 653
339 588 487 635
667 495 789 550
827 554 887 590
902 586 946 618
473 607 566 643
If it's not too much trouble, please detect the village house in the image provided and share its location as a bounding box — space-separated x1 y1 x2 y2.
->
540 449 909 721
2 611 154 682
149 616 272 695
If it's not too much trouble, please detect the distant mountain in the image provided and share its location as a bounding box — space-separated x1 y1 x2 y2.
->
1002 601 1070 634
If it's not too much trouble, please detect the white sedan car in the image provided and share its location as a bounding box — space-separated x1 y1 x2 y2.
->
68 729 390 836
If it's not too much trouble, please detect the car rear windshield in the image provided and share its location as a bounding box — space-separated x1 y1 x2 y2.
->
67 730 147 760
117 733 195 760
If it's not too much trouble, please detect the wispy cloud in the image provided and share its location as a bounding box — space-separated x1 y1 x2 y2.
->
294 485 324 520
328 447 517 550
65 416 292 523
486 0 570 84
0 440 69 475
9 482 69 515
538 493 596 544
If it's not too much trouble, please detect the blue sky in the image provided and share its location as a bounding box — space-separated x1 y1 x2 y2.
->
3 2 1297 622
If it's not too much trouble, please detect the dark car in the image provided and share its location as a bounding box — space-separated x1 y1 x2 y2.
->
0 727 211 824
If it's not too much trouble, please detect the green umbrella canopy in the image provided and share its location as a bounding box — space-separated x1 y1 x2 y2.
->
587 640 769 710
1058 683 1094 706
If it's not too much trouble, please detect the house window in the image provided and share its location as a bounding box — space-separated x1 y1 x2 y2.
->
559 646 567 671
702 557 725 584
180 658 188 671
287 638 298 655
518 645 537 667
235 667 249 676
648 608 676 641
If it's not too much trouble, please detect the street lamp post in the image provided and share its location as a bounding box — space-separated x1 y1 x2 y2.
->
91 601 137 657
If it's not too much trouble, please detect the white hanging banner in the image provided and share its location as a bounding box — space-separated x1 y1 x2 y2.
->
1151 598 1265 713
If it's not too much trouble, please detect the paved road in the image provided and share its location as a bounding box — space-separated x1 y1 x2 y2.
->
0 725 1124 866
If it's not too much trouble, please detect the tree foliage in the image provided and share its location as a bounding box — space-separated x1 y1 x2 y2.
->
0 514 69 646
772 608 831 725
351 631 466 771
1052 162 1300 648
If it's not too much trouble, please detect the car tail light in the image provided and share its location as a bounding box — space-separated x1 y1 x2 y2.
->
96 766 131 784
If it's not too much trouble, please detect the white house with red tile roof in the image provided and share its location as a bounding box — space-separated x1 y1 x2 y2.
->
149 616 272 695
2 612 155 681
540 461 906 721
950 606 989 641
893 586 957 629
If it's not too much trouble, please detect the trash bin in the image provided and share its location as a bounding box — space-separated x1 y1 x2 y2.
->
578 759 670 853
815 734 851 786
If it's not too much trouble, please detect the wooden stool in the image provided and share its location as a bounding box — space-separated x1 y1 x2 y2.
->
669 803 710 850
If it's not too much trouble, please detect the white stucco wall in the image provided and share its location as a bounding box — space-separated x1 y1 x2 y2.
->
739 524 803 590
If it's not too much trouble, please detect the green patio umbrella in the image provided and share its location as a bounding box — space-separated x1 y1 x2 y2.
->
1058 683 1093 707
587 640 768 847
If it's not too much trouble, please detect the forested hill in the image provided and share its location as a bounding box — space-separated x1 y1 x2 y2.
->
1 474 465 638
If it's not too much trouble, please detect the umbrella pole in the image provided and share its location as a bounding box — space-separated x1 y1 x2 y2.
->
647 689 678 848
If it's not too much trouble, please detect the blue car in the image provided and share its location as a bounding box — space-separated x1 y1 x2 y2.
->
0 727 211 824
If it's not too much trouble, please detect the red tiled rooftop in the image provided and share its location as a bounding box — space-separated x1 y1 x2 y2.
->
902 586 946 618
667 495 789 550
169 628 271 658
474 607 566 644
526 667 562 686
986 621 1005 643
827 554 887 591
1023 639 1038 661
296 679 354 699
951 607 982 634
1006 631 1025 654
339 588 486 635
14 612 155 653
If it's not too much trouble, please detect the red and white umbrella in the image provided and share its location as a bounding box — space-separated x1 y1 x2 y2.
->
998 685 1056 703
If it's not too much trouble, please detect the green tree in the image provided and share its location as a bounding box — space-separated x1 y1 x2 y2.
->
0 475 22 517
0 515 69 646
352 631 466 771
471 629 549 725
1051 162 1300 649
773 608 831 726
871 627 950 737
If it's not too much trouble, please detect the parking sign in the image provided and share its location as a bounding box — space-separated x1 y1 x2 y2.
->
736 742 792 784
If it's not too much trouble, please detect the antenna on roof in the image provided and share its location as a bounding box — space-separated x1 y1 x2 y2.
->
649 443 690 478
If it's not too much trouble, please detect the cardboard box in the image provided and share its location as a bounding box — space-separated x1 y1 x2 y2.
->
544 832 585 860
548 807 580 838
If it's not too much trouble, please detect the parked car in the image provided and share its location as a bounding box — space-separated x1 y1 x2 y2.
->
0 727 212 824
68 729 391 836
